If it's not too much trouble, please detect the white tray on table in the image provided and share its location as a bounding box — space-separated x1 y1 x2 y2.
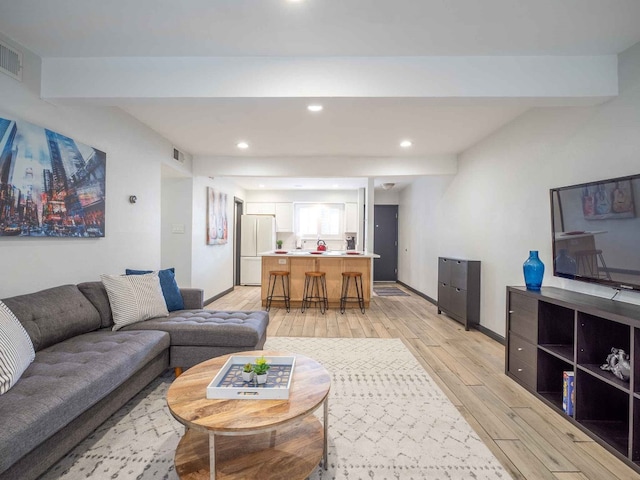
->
206 355 296 400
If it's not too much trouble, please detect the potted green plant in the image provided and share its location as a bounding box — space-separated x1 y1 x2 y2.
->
276 240 283 250
253 356 270 384
242 362 253 382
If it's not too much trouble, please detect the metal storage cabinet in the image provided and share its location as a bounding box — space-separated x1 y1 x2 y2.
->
437 257 481 330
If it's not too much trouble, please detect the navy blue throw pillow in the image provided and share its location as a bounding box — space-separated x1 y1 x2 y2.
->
125 268 185 312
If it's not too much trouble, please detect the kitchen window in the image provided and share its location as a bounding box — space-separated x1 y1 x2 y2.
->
294 203 344 240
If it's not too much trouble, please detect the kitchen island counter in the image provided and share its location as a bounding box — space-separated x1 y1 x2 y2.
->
262 250 379 258
259 250 379 309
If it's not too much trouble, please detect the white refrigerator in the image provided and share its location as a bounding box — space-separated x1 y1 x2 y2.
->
240 215 276 285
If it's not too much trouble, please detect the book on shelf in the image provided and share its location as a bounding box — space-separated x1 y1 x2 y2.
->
562 371 575 416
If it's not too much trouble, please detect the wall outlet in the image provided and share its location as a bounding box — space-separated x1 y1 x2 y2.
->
278 259 287 265
171 224 185 234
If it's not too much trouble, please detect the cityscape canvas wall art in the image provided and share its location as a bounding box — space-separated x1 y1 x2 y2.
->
207 187 228 245
0 115 106 237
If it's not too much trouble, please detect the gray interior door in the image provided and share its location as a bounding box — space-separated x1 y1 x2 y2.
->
373 205 398 281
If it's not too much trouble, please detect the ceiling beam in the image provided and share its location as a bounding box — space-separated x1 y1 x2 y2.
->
41 55 618 103
193 155 457 178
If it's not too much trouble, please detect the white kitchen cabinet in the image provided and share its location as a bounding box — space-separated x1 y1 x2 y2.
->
345 202 358 232
275 203 294 232
245 202 275 215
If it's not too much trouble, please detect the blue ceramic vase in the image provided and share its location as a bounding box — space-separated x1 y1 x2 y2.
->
523 250 545 291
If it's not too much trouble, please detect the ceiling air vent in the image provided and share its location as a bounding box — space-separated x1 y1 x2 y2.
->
173 147 185 164
0 40 23 81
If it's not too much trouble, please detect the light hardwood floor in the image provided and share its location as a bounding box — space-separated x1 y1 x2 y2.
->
207 283 640 479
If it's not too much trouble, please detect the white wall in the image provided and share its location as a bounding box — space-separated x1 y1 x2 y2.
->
161 173 193 287
398 176 455 297
190 176 246 300
161 170 247 300
374 188 400 205
0 37 174 298
399 41 640 336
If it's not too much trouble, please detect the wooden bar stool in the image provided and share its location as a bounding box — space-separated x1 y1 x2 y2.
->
301 271 328 314
340 271 365 314
265 271 290 312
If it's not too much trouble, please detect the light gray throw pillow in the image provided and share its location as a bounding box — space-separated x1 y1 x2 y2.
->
0 300 35 394
101 273 169 331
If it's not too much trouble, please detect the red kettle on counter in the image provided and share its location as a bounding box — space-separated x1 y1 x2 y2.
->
317 240 327 251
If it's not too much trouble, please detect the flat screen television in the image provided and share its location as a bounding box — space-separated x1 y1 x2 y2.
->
550 173 640 292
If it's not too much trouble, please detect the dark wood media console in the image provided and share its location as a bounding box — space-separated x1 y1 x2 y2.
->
505 286 640 472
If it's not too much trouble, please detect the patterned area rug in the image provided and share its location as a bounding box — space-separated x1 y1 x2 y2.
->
373 286 411 296
42 338 510 480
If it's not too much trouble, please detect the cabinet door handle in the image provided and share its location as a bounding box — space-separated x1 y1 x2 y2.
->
508 310 514 314
456 288 461 292
517 368 523 372
517 347 523 351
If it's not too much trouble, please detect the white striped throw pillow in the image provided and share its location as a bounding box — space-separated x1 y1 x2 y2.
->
0 300 35 395
101 273 169 331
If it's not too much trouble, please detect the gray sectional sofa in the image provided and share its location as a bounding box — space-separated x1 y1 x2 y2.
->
0 281 269 480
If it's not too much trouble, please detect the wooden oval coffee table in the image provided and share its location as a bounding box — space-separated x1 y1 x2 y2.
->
167 350 331 480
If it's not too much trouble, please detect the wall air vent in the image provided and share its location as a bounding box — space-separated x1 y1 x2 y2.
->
0 40 23 81
173 147 185 164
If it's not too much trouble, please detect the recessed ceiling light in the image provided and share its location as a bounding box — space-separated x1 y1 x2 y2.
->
332 184 339 188
400 140 413 148
237 141 249 149
307 104 323 112
258 184 265 188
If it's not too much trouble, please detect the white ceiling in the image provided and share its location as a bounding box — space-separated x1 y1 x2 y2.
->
2 0 640 58
121 97 532 157
1 0 640 191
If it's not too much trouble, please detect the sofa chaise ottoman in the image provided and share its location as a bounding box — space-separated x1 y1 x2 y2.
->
77 281 269 372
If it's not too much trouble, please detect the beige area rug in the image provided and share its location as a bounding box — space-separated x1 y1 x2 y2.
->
42 337 511 479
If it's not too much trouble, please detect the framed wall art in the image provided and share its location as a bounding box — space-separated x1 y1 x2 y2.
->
0 115 106 237
207 187 228 245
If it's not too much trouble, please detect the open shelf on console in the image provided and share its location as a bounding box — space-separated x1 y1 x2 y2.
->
578 363 631 392
538 300 575 362
576 370 630 456
579 419 630 456
538 344 574 363
539 301 574 358
537 350 573 411
538 391 564 410
577 312 630 366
